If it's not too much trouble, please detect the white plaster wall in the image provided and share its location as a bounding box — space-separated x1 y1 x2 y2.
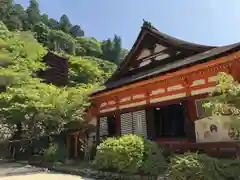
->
195 116 238 142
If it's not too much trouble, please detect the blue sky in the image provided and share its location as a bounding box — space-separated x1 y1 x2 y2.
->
15 0 240 49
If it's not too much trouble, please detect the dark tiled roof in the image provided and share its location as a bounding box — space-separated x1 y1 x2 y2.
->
106 22 216 84
91 43 240 96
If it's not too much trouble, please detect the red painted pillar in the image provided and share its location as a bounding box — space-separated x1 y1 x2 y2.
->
115 96 121 136
230 60 240 81
74 134 78 158
186 98 198 142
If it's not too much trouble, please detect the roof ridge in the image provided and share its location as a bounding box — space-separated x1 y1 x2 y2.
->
142 19 159 32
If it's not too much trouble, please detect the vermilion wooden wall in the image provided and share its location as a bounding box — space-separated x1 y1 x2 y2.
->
89 51 240 142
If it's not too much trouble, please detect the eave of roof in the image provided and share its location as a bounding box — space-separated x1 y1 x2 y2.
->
42 51 68 62
91 43 240 96
106 21 216 84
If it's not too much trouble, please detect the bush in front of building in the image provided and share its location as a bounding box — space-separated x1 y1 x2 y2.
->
42 142 67 163
93 134 166 176
140 139 167 175
166 152 240 180
94 135 144 174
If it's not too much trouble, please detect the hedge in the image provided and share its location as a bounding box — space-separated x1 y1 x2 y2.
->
93 134 166 176
166 152 240 180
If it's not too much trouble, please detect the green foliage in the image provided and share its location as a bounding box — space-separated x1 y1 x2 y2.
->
0 21 11 40
167 152 240 180
0 0 120 140
26 0 41 29
68 56 116 85
48 30 76 54
0 0 14 22
70 25 84 37
94 135 144 174
40 13 49 25
0 22 101 139
47 18 59 29
94 135 166 176
42 142 67 162
101 35 123 65
140 139 167 175
204 72 240 127
4 14 22 31
0 1 126 65
76 37 102 57
120 48 128 62
33 22 50 46
58 14 72 33
0 80 91 136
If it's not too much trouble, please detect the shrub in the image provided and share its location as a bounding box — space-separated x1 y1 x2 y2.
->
166 152 240 180
42 142 67 163
94 134 166 176
94 135 144 174
140 139 167 175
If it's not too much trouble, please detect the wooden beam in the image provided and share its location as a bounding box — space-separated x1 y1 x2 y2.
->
131 49 172 69
91 51 240 99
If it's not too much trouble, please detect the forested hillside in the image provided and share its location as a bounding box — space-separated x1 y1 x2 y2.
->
0 0 126 140
0 0 128 65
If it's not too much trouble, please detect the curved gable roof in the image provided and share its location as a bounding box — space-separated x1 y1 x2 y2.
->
106 21 216 83
91 21 240 96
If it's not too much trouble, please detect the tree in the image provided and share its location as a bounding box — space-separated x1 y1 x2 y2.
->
4 3 26 30
33 22 50 46
0 0 13 22
111 35 122 65
58 14 72 33
48 30 76 54
4 15 22 31
120 48 128 63
101 36 123 65
101 39 113 61
204 72 240 127
69 57 105 85
76 37 102 57
41 13 49 25
0 77 90 137
26 0 41 29
47 18 59 29
70 25 84 37
11 4 30 31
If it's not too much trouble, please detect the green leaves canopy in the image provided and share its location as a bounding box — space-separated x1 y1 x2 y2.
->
0 80 91 137
0 21 116 139
204 72 240 127
0 0 126 66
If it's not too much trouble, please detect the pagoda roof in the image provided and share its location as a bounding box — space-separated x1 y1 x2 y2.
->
91 21 240 96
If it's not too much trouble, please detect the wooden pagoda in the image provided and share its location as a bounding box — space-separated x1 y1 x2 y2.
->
89 22 240 156
37 51 69 86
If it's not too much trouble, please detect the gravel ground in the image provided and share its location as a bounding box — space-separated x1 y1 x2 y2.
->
0 161 94 180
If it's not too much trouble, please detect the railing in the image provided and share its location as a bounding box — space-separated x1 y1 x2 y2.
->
0 136 51 161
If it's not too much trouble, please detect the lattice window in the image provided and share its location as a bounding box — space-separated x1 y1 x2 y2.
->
120 112 133 135
99 117 108 137
133 110 147 138
195 98 212 118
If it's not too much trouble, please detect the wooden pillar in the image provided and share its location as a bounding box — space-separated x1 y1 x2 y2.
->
115 110 121 136
66 135 70 158
74 134 78 158
96 117 100 145
230 60 240 81
186 99 197 142
146 107 155 140
115 96 121 137
145 90 156 140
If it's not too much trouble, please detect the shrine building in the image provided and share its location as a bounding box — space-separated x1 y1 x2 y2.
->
88 22 240 148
